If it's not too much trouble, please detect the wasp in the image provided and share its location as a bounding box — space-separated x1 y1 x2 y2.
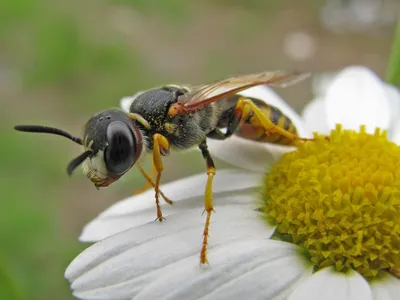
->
14 70 312 264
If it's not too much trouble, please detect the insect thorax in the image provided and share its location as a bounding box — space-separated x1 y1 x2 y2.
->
129 87 219 150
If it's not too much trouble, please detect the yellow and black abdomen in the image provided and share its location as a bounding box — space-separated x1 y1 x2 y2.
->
216 95 298 146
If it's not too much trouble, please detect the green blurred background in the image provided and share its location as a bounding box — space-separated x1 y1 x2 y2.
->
1 0 398 299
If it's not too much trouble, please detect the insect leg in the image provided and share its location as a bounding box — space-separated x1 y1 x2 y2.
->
207 128 227 140
133 164 155 195
234 97 311 143
152 133 170 221
138 166 173 205
198 140 216 264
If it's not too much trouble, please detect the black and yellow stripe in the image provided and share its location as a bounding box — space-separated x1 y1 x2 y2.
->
222 95 298 145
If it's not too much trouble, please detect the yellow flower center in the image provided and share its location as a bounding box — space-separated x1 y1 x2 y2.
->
263 125 400 279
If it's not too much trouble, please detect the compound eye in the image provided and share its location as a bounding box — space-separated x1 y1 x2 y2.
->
104 121 135 175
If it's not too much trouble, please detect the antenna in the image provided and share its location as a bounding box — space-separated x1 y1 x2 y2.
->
14 125 83 145
66 150 93 175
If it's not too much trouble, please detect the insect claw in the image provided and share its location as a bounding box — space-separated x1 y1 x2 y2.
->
200 257 209 265
155 216 166 222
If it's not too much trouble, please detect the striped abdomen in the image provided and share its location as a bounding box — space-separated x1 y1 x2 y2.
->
218 95 298 146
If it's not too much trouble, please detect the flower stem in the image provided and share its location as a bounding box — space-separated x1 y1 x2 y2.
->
386 10 400 86
0 255 24 300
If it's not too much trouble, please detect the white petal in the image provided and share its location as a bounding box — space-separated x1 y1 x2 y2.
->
390 119 400 145
289 267 372 300
384 84 400 117
324 66 391 133
311 71 337 97
371 273 400 300
80 193 265 243
80 169 261 242
207 136 293 173
66 206 276 300
135 240 312 300
302 97 330 134
120 96 134 113
383 84 400 139
208 85 311 171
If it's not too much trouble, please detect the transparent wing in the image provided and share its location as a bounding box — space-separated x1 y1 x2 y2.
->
176 71 310 111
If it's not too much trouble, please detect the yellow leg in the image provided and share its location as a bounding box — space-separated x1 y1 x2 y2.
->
237 98 313 143
198 141 216 264
138 166 173 205
152 133 170 222
133 163 157 195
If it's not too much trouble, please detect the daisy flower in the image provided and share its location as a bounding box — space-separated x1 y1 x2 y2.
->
66 66 400 300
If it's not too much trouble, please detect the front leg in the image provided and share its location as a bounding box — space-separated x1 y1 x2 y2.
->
138 165 173 205
152 133 170 222
134 163 156 195
198 140 216 264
